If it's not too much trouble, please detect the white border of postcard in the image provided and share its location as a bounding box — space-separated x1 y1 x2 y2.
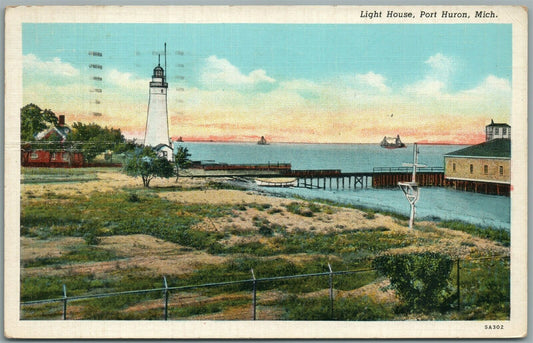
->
4 5 528 339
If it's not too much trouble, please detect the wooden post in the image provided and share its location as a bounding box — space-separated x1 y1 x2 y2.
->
328 264 334 319
62 284 67 320
163 276 169 320
457 259 461 311
251 269 257 320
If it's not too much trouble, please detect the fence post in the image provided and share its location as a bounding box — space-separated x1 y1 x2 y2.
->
328 263 334 319
163 276 169 320
456 259 461 311
62 284 67 320
251 269 256 320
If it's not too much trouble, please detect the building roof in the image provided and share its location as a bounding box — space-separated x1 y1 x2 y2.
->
34 126 71 142
445 139 510 158
154 143 172 151
486 119 510 127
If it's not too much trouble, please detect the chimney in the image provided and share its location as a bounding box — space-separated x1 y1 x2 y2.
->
59 115 65 127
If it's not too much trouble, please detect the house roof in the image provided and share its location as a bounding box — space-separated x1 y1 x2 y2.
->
445 139 511 158
154 143 172 151
34 126 71 142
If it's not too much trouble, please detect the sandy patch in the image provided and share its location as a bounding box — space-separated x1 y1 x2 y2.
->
22 234 227 279
159 188 289 206
21 236 85 261
21 172 208 201
339 279 397 303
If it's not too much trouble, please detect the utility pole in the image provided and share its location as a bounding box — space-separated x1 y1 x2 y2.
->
398 143 426 229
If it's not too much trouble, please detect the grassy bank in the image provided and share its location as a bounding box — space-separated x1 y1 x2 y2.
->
289 195 510 246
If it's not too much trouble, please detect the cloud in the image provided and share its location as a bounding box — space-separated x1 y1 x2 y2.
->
463 75 511 96
200 55 275 89
403 53 455 96
403 79 446 96
107 69 146 91
23 54 79 77
425 53 454 82
354 72 390 93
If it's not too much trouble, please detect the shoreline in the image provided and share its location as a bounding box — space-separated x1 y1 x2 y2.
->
222 176 511 233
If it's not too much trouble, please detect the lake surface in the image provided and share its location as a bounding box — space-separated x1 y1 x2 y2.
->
175 142 511 230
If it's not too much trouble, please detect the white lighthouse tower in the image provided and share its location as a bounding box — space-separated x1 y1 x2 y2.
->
144 43 173 161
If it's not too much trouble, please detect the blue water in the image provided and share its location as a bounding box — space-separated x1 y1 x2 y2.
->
175 142 510 230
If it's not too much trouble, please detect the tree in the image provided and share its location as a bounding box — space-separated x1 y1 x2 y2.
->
373 252 454 313
21 103 59 141
124 147 175 187
174 146 192 182
68 122 125 163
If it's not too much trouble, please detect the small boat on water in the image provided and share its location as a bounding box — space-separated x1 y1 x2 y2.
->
255 177 298 187
257 136 269 145
380 135 406 149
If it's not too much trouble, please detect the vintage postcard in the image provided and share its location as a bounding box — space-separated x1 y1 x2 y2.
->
4 5 528 339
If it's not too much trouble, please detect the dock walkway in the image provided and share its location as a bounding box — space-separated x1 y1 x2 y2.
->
188 164 445 190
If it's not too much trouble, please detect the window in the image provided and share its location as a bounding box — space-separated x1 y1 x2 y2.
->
452 163 456 172
503 128 507 135
62 153 70 161
495 128 499 135
483 165 488 174
51 152 57 161
500 166 504 175
30 152 38 160
470 164 474 174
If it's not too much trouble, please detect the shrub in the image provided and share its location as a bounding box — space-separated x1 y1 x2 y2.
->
364 210 376 219
267 207 283 215
83 231 101 245
373 252 454 313
127 193 141 202
258 225 273 236
285 202 313 217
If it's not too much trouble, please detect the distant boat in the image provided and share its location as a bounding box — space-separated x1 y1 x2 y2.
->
257 136 269 145
255 177 297 187
380 135 406 149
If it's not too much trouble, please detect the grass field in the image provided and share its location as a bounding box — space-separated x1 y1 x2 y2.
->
20 168 510 320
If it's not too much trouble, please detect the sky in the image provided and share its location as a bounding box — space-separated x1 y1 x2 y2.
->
22 23 512 144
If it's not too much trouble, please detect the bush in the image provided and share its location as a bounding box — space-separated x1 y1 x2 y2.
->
127 193 141 202
364 210 376 219
285 202 313 217
373 252 454 313
83 231 101 245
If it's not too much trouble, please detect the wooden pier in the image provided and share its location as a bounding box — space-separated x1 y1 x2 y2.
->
189 164 446 191
187 163 508 196
288 167 445 190
286 171 372 190
372 167 445 188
